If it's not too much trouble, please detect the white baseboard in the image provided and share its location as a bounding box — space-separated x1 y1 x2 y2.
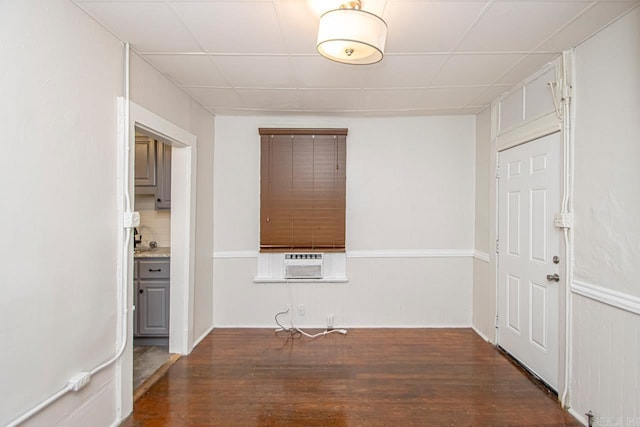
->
471 325 492 343
192 324 215 349
213 324 473 329
567 406 588 426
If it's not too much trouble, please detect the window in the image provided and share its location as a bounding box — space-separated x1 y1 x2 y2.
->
259 128 347 251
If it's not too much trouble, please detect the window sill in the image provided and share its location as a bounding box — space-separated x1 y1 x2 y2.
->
253 277 349 284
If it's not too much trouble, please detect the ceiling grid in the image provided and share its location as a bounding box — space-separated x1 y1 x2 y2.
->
73 0 640 116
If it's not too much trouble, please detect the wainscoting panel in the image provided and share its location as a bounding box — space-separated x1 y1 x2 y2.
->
213 254 473 328
570 293 639 425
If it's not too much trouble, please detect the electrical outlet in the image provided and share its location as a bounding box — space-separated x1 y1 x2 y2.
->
298 304 305 316
327 313 335 329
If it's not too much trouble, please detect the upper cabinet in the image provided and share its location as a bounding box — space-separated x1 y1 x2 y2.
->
135 136 157 194
134 134 171 209
155 141 171 210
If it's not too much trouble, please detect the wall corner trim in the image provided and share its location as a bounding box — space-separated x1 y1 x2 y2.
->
571 279 640 316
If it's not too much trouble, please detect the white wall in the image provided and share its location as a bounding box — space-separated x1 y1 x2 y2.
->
472 107 494 341
213 115 476 327
0 1 215 425
570 8 640 424
0 0 123 425
573 9 640 298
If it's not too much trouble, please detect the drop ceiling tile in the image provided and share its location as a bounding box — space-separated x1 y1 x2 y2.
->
143 54 229 86
494 53 559 85
237 89 300 111
467 85 512 106
211 56 296 88
290 56 368 88
457 1 590 52
360 88 431 110
302 0 387 17
431 54 525 86
182 87 243 109
237 89 302 110
360 55 450 87
290 54 448 89
299 89 364 111
277 0 322 54
77 2 201 52
421 86 488 109
421 107 487 115
383 2 487 53
172 2 286 54
536 2 637 52
78 0 170 2
361 86 487 111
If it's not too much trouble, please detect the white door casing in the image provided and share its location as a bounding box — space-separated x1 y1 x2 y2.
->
497 131 561 390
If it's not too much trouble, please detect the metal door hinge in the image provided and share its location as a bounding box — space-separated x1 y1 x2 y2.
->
496 239 500 254
562 83 572 102
496 165 500 179
495 315 499 328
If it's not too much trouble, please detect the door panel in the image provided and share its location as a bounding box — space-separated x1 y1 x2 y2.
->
507 274 521 332
498 131 561 390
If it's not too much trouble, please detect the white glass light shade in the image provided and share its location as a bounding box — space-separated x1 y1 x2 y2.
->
316 8 387 65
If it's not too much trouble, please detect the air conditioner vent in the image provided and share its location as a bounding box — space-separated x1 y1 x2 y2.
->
284 253 323 279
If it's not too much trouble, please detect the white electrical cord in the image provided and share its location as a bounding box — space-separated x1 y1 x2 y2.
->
6 43 132 427
560 50 576 409
274 309 348 339
92 41 131 376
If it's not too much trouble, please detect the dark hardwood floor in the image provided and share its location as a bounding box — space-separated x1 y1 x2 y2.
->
122 328 580 426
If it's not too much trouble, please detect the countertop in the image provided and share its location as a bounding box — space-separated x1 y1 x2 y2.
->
134 246 170 258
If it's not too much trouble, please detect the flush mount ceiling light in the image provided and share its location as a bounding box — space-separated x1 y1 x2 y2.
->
316 0 387 65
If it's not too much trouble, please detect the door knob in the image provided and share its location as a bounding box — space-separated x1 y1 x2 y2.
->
546 273 560 282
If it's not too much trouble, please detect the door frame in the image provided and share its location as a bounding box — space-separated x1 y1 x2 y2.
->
489 52 574 404
116 99 198 418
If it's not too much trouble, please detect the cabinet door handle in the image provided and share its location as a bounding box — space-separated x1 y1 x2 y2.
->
139 289 144 294
148 268 162 272
157 198 162 202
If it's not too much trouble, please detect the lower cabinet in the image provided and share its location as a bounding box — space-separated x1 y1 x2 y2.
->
134 258 170 338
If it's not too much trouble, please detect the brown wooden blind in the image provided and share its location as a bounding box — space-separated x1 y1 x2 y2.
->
259 128 347 251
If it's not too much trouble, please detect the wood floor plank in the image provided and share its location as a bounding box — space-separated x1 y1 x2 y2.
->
122 328 580 426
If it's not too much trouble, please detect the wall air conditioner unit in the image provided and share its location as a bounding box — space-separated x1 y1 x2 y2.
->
284 253 323 279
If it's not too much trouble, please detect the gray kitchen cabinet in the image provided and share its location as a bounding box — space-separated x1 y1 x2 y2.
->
138 280 170 336
155 142 171 210
134 136 171 208
134 258 170 338
135 135 156 194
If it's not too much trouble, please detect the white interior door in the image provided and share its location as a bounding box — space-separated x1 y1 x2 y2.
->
497 132 561 390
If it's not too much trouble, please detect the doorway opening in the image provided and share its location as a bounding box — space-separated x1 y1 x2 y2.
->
118 99 198 418
132 130 172 390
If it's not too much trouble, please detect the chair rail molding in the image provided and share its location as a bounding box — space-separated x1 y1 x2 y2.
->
571 279 640 316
